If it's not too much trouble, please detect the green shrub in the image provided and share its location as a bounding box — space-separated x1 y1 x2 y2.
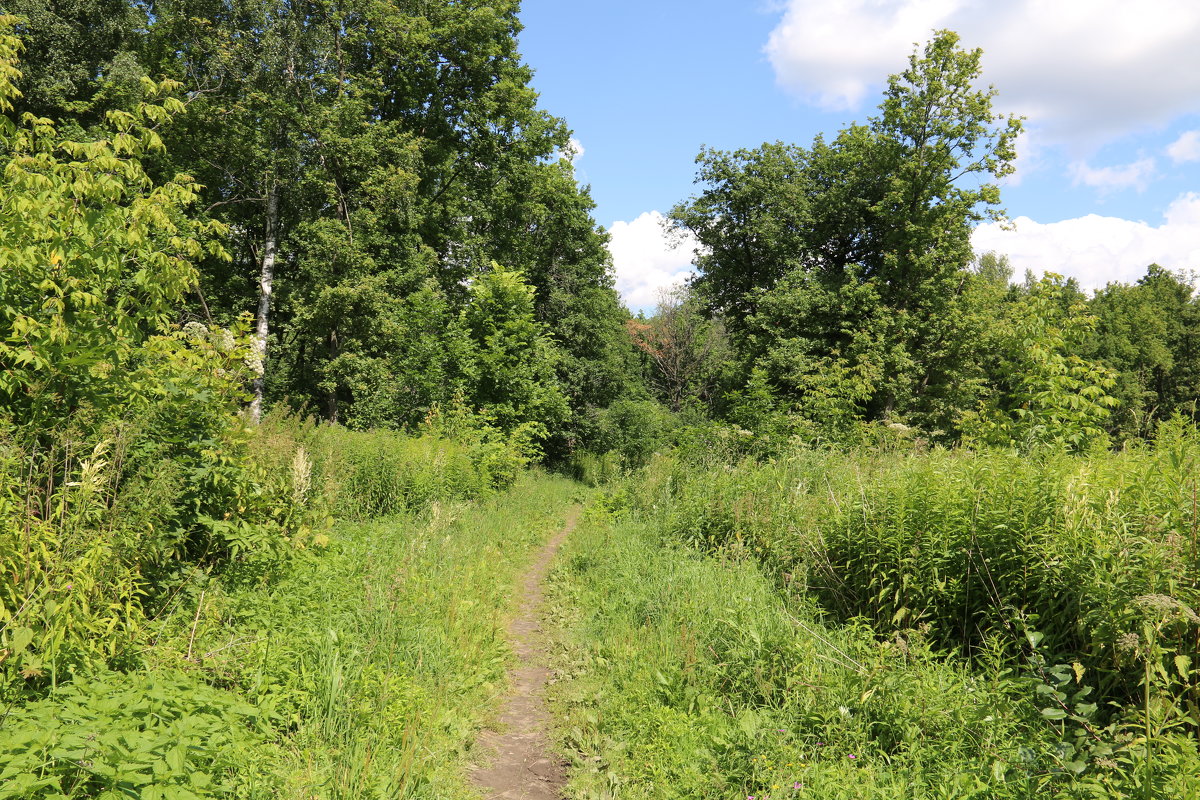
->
548 516 1104 800
0 670 274 799
609 425 1200 792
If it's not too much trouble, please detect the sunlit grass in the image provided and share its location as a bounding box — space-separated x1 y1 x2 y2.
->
164 471 584 798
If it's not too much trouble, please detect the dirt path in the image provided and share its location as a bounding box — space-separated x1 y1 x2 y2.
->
470 506 580 800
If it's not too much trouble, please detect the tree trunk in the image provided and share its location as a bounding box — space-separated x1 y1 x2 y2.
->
325 327 340 423
250 182 279 424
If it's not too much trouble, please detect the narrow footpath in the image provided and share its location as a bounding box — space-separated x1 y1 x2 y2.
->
470 506 580 800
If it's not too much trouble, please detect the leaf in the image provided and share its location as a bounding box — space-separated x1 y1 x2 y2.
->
164 745 186 774
1176 654 1192 680
1041 707 1068 720
737 709 759 738
8 628 33 656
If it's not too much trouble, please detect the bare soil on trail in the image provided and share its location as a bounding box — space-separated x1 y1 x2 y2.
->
469 506 580 800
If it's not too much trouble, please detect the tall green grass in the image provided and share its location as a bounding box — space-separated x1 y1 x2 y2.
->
251 411 533 521
547 513 1133 799
146 472 582 798
599 423 1200 795
0 411 557 798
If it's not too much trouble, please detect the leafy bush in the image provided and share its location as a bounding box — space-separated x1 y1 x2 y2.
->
0 319 331 692
548 515 1115 800
0 671 273 799
569 400 677 482
609 425 1200 792
0 19 306 693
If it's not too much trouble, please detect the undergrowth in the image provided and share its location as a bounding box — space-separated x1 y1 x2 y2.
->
547 514 1109 799
146 472 581 798
578 422 1200 797
0 410 555 798
549 509 1200 798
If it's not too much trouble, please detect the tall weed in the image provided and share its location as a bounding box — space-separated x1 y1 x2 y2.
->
547 514 1117 799
150 473 582 798
609 423 1200 793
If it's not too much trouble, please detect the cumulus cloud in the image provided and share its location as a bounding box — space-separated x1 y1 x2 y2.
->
1168 130 1200 163
566 137 585 163
765 0 1200 143
1069 157 1156 193
607 211 698 310
972 192 1200 291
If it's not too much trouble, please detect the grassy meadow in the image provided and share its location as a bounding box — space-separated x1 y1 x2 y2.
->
544 426 1200 799
0 413 581 799
5 6 1200 799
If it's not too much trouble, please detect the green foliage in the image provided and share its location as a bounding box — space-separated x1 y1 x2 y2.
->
0 21 302 692
548 514 1097 799
292 279 476 432
3 391 565 793
1085 265 1200 439
965 274 1119 449
602 432 1200 793
0 671 273 799
146 473 582 798
129 0 640 436
671 31 1022 435
6 0 147 132
0 400 314 693
463 265 569 439
0 26 227 423
260 407 539 521
744 275 884 434
570 399 677 482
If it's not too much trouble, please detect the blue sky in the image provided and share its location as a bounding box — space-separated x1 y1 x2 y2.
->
518 0 1200 310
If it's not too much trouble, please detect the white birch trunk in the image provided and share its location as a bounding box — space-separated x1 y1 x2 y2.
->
250 182 279 424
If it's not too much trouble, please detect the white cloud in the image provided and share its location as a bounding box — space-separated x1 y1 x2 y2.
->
766 0 1200 143
1168 130 1200 163
1001 129 1041 187
1069 157 1155 194
607 211 698 310
972 192 1200 290
566 137 585 163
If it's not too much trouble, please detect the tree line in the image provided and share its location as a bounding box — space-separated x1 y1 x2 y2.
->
5 0 642 460
2 8 1196 461
658 31 1199 449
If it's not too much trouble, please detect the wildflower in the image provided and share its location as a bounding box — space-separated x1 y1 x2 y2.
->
1133 594 1200 624
1115 632 1141 656
793 783 803 790
848 754 856 760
